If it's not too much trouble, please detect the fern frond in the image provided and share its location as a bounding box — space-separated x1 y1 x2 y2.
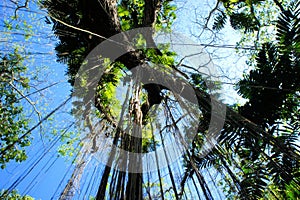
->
212 11 227 31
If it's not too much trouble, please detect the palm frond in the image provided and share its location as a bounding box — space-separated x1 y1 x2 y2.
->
213 11 227 31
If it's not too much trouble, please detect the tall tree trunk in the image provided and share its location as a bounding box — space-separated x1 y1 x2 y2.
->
59 147 90 199
97 82 144 199
125 83 143 199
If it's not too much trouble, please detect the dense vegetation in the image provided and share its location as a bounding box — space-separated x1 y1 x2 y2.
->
0 0 299 199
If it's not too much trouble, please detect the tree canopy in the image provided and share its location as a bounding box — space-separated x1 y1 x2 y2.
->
0 0 299 199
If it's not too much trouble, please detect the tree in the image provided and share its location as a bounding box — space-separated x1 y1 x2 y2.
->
0 50 31 169
0 0 72 170
1 0 299 199
0 1 76 198
235 2 300 197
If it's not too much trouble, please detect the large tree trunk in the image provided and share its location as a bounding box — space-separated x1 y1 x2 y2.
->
92 1 162 199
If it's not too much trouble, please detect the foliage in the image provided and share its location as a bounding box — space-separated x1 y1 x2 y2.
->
155 1 177 31
0 189 34 200
57 131 81 158
117 0 176 31
8 0 299 199
0 50 31 169
118 0 145 30
214 0 263 33
237 1 300 125
214 0 292 62
232 1 300 197
212 11 227 31
181 1 300 199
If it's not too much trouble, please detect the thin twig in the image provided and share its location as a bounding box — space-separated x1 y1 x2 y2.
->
14 0 29 18
0 96 71 157
9 81 41 119
16 81 62 101
204 1 220 29
48 14 125 46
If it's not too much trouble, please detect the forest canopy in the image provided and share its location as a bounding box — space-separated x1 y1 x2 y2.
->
0 0 299 199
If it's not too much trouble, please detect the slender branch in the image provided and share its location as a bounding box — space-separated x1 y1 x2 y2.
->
204 1 220 29
47 14 124 46
16 81 61 101
180 63 299 93
14 0 29 18
9 81 41 120
0 96 71 157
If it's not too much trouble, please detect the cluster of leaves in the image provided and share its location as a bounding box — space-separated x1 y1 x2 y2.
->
118 0 145 30
237 1 300 125
144 44 176 66
182 1 300 199
191 73 222 95
0 189 34 200
155 1 177 31
42 0 105 85
57 131 81 158
95 62 123 118
213 0 292 61
232 1 300 198
213 0 264 33
0 50 31 169
117 0 176 31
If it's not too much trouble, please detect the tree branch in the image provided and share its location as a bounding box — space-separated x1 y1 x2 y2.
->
204 0 220 29
273 0 286 13
0 96 71 158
